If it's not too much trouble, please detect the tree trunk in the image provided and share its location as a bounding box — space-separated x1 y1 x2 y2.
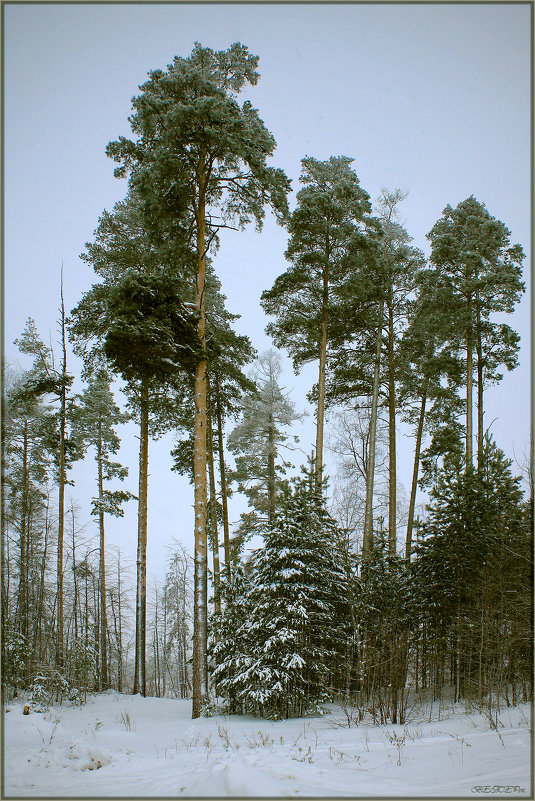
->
57 277 67 668
206 376 221 618
466 294 474 468
97 424 108 689
363 299 384 557
315 256 329 491
387 302 397 554
134 379 149 696
116 553 123 692
267 413 276 527
18 422 29 648
70 505 79 641
192 163 209 719
405 375 429 560
214 372 231 580
475 293 484 474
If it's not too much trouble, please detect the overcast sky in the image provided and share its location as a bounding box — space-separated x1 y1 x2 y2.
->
4 2 531 583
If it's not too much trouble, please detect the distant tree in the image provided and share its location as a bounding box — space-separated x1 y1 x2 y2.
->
107 42 290 718
73 370 135 688
14 311 83 668
227 350 302 531
2 367 54 684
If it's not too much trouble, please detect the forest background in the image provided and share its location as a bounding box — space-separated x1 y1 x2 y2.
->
4 2 531 583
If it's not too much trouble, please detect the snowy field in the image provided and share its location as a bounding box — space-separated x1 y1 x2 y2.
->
3 691 532 798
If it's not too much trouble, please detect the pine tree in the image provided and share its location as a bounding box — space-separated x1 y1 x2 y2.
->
107 43 290 717
69 192 201 697
261 156 378 490
426 196 525 469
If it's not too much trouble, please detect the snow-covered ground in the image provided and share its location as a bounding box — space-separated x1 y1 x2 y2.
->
3 691 532 798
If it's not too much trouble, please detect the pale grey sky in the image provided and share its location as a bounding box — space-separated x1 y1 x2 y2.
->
4 2 532 580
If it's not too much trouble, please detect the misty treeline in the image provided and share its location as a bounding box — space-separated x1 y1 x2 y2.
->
2 43 531 723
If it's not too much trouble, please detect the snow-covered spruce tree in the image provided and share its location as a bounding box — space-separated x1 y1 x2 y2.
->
219 462 350 719
210 561 254 714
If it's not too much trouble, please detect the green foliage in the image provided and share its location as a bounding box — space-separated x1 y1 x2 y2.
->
103 270 202 384
261 156 378 373
414 436 530 701
106 42 290 246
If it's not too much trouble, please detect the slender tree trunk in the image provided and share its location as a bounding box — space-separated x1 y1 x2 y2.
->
267 413 276 527
192 163 209 718
134 379 149 696
57 277 67 669
97 425 108 689
214 372 231 580
70 505 79 641
405 375 429 560
116 553 123 692
35 496 51 663
363 299 384 557
154 588 160 697
387 302 397 553
466 293 474 468
315 256 329 490
475 294 484 474
206 377 221 618
18 423 29 648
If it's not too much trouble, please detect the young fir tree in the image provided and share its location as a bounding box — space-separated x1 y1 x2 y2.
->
107 43 290 717
217 462 349 719
210 562 255 714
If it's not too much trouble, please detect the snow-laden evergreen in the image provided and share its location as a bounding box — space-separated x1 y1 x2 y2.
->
213 464 350 719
